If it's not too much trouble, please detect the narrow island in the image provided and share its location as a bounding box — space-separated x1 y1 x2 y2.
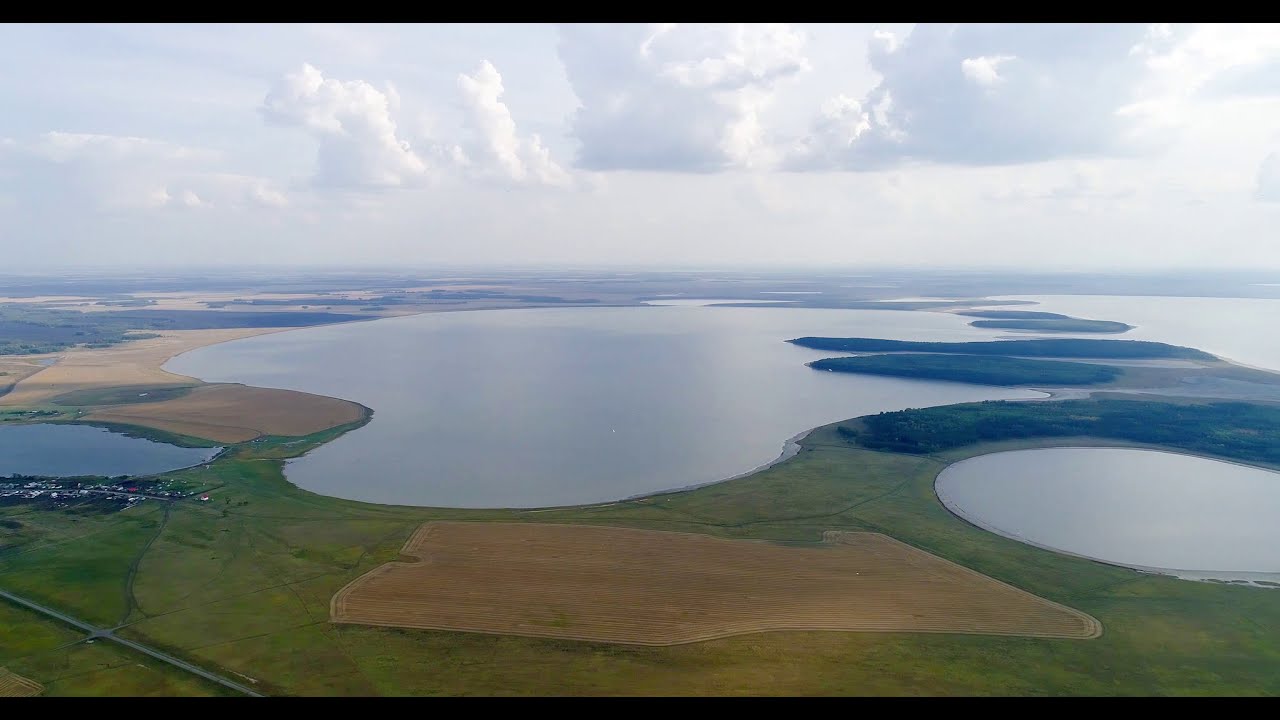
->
809 353 1122 386
787 337 1214 359
956 310 1134 334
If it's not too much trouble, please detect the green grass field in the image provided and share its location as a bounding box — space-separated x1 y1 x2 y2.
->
3 414 1279 696
50 385 197 407
0 598 233 696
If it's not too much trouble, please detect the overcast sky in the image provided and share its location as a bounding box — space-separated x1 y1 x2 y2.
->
2 23 1279 271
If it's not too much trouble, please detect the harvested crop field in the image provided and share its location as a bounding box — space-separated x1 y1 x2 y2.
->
0 328 280 407
331 522 1101 646
83 383 367 443
0 359 49 397
0 667 43 697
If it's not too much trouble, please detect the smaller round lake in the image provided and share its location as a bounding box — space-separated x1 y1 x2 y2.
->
0 424 219 478
936 448 1280 583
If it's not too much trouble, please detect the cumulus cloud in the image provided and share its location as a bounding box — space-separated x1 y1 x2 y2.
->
785 95 872 169
1138 23 1280 93
558 23 809 172
870 30 898 56
456 61 570 187
786 23 1154 170
1122 23 1280 126
1258 153 1280 202
0 132 288 211
262 63 427 189
960 55 1016 86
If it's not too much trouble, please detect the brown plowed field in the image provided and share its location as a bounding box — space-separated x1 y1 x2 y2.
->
0 667 43 697
331 522 1102 646
84 383 367 443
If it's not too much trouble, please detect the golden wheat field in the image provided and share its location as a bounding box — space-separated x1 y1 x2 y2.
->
331 522 1102 646
0 667 43 697
0 359 48 393
0 328 278 407
84 383 367 443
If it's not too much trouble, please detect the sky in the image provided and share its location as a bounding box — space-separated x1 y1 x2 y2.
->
2 22 1280 272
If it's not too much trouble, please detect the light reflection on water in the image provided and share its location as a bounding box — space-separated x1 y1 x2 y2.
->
937 447 1280 584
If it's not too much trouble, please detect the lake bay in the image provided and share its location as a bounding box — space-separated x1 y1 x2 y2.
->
167 305 1041 507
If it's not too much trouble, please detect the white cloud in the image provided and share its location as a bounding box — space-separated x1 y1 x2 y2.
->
0 132 288 212
870 30 898 56
1123 23 1280 129
261 63 427 189
787 23 1154 170
1258 153 1280 201
1140 23 1280 90
4 23 1280 271
558 23 809 172
193 173 291 209
33 131 215 165
457 61 570 187
960 55 1016 86
180 189 205 208
786 95 872 169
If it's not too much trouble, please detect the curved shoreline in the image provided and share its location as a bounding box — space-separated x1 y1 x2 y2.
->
20 298 1280 520
622 427 815 503
933 448 1280 588
150 301 1280 513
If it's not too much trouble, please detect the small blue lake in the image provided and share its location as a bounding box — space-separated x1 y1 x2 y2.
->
0 424 219 478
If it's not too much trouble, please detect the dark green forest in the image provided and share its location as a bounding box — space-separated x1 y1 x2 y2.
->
788 337 1213 360
967 319 1134 333
809 354 1122 386
840 398 1280 465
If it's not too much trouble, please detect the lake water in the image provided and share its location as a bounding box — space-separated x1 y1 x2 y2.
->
936 447 1280 584
0 424 219 478
989 295 1280 372
166 305 1042 508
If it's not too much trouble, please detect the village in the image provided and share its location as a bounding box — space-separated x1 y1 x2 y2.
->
0 475 212 511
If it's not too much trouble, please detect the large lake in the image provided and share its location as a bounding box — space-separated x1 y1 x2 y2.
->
991 295 1280 372
937 448 1280 584
0 424 219 478
167 305 1041 508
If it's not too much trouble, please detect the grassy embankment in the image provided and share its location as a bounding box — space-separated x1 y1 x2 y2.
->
3 396 1280 695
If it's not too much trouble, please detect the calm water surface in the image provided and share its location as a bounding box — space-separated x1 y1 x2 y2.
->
0 424 219 478
991 295 1280 371
937 448 1280 581
167 305 1041 508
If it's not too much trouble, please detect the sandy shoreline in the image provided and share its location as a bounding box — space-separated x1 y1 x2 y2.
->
0 327 292 408
0 325 366 443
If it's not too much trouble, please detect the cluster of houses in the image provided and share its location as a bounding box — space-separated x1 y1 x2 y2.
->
0 477 208 511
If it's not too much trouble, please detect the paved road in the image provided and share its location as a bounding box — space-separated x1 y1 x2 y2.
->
0 588 263 697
